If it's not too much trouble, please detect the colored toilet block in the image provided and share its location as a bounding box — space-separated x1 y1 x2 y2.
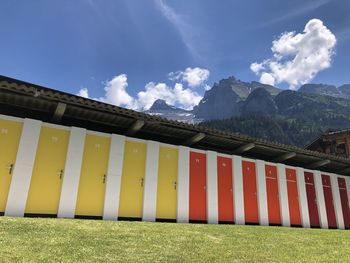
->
1 114 350 230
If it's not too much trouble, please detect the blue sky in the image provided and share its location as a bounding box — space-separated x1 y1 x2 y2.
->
0 0 350 109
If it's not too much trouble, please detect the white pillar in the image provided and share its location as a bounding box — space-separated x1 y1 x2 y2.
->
331 174 344 229
177 146 190 223
142 141 160 222
277 164 291 227
57 127 86 218
206 151 218 224
233 155 245 225
256 160 268 226
314 171 328 229
103 134 126 220
296 167 310 228
5 118 42 217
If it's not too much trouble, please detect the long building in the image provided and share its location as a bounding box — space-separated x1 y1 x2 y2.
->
0 75 350 229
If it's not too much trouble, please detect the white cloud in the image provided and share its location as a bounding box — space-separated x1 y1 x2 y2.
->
136 82 202 110
77 88 89 98
99 74 136 109
77 73 202 111
260 72 275 86
250 19 336 89
168 67 210 87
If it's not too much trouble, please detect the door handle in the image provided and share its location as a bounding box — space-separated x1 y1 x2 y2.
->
140 178 144 187
103 174 106 184
7 164 14 175
58 169 64 179
174 181 177 190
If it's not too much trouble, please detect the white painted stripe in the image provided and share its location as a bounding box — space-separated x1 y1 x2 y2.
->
206 151 218 224
103 134 126 220
142 141 160 222
126 137 146 143
189 148 206 154
5 118 42 217
57 127 86 218
86 130 111 137
233 155 245 225
314 171 328 229
296 167 310 228
177 146 190 223
0 114 23 122
159 142 177 149
277 164 290 227
256 160 268 226
42 122 70 131
331 174 344 229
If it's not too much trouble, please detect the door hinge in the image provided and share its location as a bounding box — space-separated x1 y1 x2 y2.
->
103 174 106 184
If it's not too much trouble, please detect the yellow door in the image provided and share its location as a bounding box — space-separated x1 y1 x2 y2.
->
25 127 70 215
0 119 23 213
156 146 178 220
118 141 147 218
75 134 110 217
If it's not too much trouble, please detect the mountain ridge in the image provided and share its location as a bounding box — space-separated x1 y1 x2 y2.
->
144 76 350 147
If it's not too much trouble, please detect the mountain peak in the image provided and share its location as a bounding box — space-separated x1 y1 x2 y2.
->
149 99 177 111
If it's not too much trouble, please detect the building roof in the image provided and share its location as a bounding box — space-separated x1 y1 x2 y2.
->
305 128 350 150
1 74 350 176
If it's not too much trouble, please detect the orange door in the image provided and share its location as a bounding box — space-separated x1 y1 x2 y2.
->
242 160 259 224
217 156 234 223
338 178 350 229
322 174 337 229
265 164 281 225
286 168 301 226
189 151 207 222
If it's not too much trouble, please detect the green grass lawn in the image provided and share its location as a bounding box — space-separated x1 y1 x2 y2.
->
0 217 349 262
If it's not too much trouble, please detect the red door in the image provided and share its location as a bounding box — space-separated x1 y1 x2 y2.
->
322 174 337 229
189 151 207 222
217 156 234 223
304 172 320 228
242 161 259 224
265 164 281 225
286 168 302 226
338 178 350 229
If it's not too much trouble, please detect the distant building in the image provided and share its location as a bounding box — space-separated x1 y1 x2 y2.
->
306 129 350 158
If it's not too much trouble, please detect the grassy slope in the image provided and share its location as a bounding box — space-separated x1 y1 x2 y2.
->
0 217 349 262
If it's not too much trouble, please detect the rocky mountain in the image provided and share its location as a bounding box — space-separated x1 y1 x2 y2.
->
241 88 278 116
144 99 199 124
201 89 350 147
192 76 281 120
142 76 350 147
338 84 350 99
299 83 350 99
298 84 342 98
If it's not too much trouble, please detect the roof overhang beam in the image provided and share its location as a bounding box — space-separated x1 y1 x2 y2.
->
234 142 255 155
184 132 206 146
127 119 145 136
273 152 296 163
308 159 330 169
52 102 67 123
